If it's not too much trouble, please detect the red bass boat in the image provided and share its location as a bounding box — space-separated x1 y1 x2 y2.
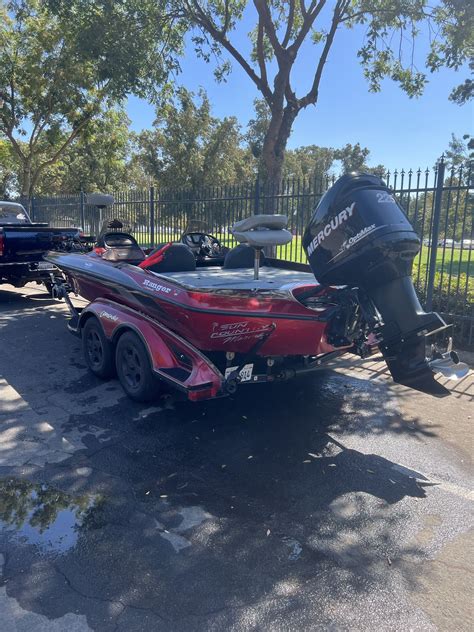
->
47 174 468 402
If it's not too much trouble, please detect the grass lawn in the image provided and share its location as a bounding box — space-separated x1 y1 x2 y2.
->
415 245 472 276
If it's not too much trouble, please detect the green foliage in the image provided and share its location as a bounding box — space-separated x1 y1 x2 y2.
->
414 267 473 347
283 145 336 179
334 143 370 173
47 0 185 103
131 88 256 189
407 136 474 243
0 139 18 196
37 107 133 194
246 98 272 161
443 133 474 170
449 60 474 105
0 0 183 197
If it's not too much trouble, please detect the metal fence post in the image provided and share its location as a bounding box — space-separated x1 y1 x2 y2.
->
254 176 260 215
150 185 155 248
80 191 86 230
30 197 35 221
426 157 445 311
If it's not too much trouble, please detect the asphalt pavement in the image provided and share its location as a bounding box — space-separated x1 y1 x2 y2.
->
0 284 472 631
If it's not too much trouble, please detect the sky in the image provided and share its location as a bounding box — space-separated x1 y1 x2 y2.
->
126 8 473 173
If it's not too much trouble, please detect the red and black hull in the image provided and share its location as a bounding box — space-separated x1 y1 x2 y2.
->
46 252 348 358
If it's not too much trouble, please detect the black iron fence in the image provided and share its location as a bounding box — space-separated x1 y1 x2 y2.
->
24 158 473 346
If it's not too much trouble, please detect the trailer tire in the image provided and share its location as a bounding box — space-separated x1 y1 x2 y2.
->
115 331 158 402
82 318 115 379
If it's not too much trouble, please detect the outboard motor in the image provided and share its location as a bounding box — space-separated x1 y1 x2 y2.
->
303 173 466 395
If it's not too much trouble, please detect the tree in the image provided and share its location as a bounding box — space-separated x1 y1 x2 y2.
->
178 1 473 191
246 98 272 162
413 136 473 243
0 0 183 199
283 145 335 180
36 107 133 194
334 143 369 173
131 88 256 189
443 133 474 170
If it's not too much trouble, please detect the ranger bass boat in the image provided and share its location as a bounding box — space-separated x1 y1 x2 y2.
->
47 174 468 402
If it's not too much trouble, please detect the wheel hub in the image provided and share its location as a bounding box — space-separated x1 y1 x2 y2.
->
86 331 103 366
121 345 142 389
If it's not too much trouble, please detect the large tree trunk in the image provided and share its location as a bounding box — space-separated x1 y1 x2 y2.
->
20 159 34 212
260 105 298 212
259 105 298 258
21 160 32 199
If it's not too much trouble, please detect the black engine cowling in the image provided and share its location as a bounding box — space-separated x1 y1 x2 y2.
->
303 173 447 395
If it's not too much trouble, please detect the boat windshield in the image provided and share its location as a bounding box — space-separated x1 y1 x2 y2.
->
183 219 211 235
97 218 133 240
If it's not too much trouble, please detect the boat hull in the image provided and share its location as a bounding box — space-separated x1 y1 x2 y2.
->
47 252 347 357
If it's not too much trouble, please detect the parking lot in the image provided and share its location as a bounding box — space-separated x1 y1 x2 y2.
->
0 284 473 631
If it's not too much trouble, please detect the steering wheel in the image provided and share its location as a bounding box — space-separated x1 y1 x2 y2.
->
182 233 223 258
199 235 222 257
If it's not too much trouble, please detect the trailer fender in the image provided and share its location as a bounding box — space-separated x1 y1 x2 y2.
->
79 299 224 400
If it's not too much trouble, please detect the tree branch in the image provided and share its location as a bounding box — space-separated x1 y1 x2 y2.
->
29 115 93 192
187 2 273 102
256 18 268 90
282 0 296 48
289 0 327 53
0 116 25 161
298 0 348 109
253 0 284 60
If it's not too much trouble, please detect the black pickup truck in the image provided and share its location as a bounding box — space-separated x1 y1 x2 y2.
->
0 200 81 292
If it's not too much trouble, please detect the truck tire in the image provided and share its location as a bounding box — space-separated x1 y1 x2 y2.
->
115 331 159 402
82 318 115 379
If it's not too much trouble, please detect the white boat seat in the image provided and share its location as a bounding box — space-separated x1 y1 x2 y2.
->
232 214 288 232
230 214 292 279
234 229 293 248
231 214 293 248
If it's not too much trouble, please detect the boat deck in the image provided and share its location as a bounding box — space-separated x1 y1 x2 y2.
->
156 265 318 291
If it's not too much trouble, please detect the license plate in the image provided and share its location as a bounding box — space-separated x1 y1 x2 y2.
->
225 363 254 382
38 261 55 270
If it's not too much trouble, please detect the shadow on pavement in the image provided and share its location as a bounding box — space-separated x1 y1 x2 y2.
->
0 381 435 629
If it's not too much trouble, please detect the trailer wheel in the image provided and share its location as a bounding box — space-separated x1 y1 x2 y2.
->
115 331 158 402
82 318 115 379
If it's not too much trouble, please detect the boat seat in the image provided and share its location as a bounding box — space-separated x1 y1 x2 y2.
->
223 243 266 269
146 243 196 273
230 214 292 279
100 232 145 264
231 214 292 248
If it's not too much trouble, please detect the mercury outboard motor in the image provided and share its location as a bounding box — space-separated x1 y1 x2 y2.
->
303 173 466 395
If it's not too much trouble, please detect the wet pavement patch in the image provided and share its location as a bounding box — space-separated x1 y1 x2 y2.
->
0 477 99 555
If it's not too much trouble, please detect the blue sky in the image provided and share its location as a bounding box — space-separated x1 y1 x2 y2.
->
127 10 473 173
